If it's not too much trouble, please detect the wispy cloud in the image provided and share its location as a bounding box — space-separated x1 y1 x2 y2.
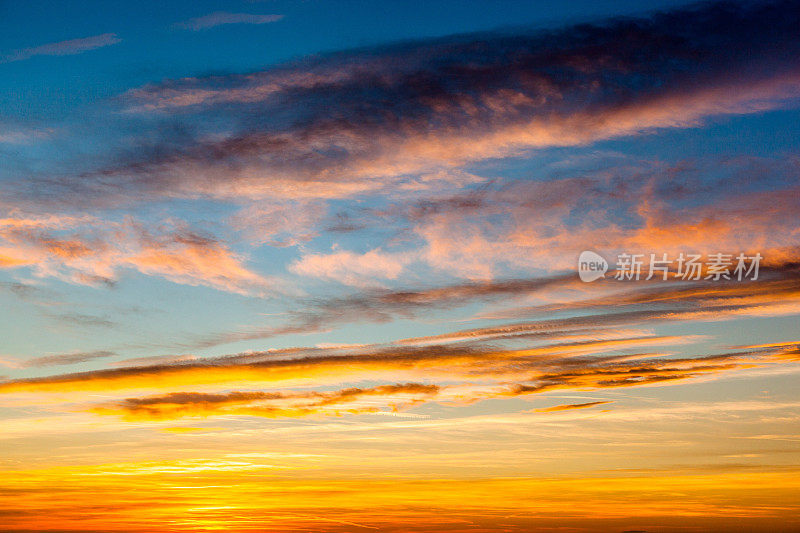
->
1 350 116 369
290 248 411 286
193 257 800 349
92 383 439 420
534 400 613 413
110 354 197 368
0 215 276 295
0 125 53 144
45 312 115 329
1 324 796 401
191 274 577 348
175 12 284 31
1 33 121 64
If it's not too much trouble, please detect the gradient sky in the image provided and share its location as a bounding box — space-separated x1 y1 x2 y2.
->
1 1 800 532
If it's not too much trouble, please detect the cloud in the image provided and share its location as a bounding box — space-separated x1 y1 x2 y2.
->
0 336 670 392
502 355 734 396
0 125 53 144
290 248 411 286
398 158 800 278
192 254 800 349
0 216 275 295
19 0 795 208
2 2 798 302
0 280 47 301
110 354 197 368
91 383 440 421
193 274 576 347
230 201 326 246
43 312 115 329
1 256 797 420
2 338 796 425
175 12 284 31
494 264 800 321
534 400 613 413
1 33 121 63
2 328 796 399
126 229 275 296
2 350 116 369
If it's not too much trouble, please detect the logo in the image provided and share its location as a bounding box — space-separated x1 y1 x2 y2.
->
578 251 608 282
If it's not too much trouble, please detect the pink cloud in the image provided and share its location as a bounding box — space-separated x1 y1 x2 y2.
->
0 216 275 296
290 249 410 287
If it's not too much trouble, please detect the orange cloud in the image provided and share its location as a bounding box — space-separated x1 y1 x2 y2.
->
0 216 273 295
91 383 440 421
0 335 696 395
126 231 273 295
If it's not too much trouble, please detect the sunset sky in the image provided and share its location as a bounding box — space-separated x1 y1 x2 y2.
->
1 1 800 532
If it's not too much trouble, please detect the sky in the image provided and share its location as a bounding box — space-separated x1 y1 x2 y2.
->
0 1 799 532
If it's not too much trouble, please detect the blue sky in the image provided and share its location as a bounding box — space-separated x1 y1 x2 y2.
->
1 2 800 531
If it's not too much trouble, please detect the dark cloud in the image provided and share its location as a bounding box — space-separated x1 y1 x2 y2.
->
44 312 115 329
505 355 744 396
507 264 800 318
0 281 46 300
193 274 576 348
92 383 439 420
93 383 440 419
193 257 800 349
2 330 797 396
16 1 800 205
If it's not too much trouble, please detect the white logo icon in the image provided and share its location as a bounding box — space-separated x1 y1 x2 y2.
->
578 251 608 282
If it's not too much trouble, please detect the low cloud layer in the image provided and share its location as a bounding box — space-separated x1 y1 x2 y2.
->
92 383 439 420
